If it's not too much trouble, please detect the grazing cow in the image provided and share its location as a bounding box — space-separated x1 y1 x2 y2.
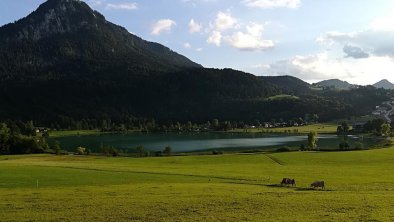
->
281 178 296 187
311 181 325 189
280 178 289 186
290 179 296 187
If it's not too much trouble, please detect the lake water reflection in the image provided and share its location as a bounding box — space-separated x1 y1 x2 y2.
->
52 133 381 153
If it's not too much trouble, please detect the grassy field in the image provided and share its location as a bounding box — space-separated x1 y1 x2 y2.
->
231 123 338 134
1 148 394 221
47 123 338 139
265 94 300 101
48 130 103 138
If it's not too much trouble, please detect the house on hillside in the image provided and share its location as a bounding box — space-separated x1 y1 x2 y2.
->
372 106 388 116
35 127 49 133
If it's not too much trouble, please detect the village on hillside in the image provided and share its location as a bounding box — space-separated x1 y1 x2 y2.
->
372 100 394 123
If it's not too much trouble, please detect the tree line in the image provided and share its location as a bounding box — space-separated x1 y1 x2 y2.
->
0 121 48 154
337 119 392 136
37 116 314 133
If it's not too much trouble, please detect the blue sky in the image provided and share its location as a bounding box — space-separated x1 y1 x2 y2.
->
1 0 394 84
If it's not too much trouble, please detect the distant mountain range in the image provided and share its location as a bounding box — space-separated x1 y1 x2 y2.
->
312 78 394 91
0 0 392 126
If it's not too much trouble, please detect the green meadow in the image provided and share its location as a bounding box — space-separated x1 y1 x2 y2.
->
1 148 394 221
48 130 103 138
231 123 338 134
47 123 339 139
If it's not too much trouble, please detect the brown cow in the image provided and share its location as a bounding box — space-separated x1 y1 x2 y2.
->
281 178 296 187
311 181 325 189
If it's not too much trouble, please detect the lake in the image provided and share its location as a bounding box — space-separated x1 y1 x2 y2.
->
52 133 382 153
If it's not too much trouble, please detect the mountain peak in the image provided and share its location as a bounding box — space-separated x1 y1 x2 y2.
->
0 0 201 80
373 79 394 89
0 0 105 41
38 0 85 11
314 79 356 90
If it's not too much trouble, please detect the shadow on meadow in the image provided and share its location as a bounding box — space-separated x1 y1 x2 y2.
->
266 184 332 191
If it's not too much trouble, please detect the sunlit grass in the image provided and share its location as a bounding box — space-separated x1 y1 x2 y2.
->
48 130 103 138
231 123 338 134
1 148 394 221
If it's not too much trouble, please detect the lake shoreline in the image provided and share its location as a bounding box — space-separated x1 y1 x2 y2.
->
48 131 385 155
48 123 341 138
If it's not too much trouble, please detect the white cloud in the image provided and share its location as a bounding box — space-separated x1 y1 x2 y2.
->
262 53 337 81
243 0 301 9
206 12 274 51
184 42 192 48
203 11 276 51
260 52 394 84
196 48 203 52
246 23 264 37
151 19 176 35
106 2 138 10
207 31 222 46
316 31 355 45
317 29 394 58
214 11 238 31
189 19 203 33
225 23 274 51
254 14 394 85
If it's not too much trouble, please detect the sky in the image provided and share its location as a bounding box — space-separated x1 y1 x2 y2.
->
1 0 394 85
